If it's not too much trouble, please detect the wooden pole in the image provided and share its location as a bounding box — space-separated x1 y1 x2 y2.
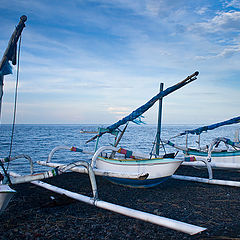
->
156 83 164 156
0 75 3 121
31 180 206 235
0 15 27 121
0 15 27 71
86 71 199 143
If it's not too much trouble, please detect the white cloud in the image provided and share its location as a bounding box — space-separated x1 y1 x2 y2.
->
145 0 163 17
195 7 209 15
197 10 240 32
217 45 240 57
107 106 131 117
195 44 240 60
225 0 240 9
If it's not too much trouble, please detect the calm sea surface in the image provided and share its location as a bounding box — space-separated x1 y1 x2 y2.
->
0 124 239 175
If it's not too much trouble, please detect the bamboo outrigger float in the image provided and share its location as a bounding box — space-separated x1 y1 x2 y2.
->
1 149 207 235
0 15 208 235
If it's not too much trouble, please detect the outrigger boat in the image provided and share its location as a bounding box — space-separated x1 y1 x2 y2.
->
0 15 206 235
163 115 240 186
38 70 201 189
164 117 240 169
37 69 201 189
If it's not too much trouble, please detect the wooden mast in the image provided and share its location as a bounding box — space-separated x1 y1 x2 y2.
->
0 15 27 120
156 83 164 156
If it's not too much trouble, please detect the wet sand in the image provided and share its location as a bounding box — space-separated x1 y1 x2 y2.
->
0 166 240 239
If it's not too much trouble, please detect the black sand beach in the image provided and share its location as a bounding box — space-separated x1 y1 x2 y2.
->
1 166 240 239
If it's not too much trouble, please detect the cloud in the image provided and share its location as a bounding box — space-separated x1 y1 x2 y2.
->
195 7 209 15
196 10 240 32
107 106 131 116
217 45 240 57
195 44 240 60
225 0 240 9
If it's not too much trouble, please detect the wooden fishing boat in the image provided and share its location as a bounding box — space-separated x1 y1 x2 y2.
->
80 129 98 134
96 157 182 187
92 146 182 188
0 185 16 214
184 148 240 170
80 72 199 188
164 117 240 171
162 117 240 187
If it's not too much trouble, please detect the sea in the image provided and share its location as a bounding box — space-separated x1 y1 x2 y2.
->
0 124 239 175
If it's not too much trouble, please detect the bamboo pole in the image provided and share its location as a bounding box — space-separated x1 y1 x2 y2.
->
172 174 240 187
86 71 199 143
0 76 3 120
0 15 27 120
182 161 240 170
0 15 27 71
7 171 206 234
156 83 164 156
31 180 206 235
110 123 128 159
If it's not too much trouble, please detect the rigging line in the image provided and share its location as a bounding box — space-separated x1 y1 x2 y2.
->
160 138 167 154
8 35 22 161
149 135 157 159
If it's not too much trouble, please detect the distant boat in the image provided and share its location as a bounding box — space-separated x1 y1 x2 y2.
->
80 129 98 134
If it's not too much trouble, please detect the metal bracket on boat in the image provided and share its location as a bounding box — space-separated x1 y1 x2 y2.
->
207 137 240 162
174 155 240 187
0 154 33 185
1 154 33 175
200 159 213 180
91 146 119 168
47 146 72 163
182 157 213 180
45 145 101 195
9 160 98 199
47 145 93 163
91 146 150 169
60 160 98 199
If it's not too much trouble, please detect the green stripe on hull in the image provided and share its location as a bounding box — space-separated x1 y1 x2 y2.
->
98 157 179 165
185 150 240 157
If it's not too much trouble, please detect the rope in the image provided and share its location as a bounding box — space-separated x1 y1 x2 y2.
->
149 136 156 159
150 135 167 158
8 35 22 162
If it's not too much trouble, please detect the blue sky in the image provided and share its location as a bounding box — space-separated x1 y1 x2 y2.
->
0 0 240 125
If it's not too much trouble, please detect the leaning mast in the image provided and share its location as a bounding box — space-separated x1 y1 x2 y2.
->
0 15 27 120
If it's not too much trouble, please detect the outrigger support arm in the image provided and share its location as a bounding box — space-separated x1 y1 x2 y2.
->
86 71 199 143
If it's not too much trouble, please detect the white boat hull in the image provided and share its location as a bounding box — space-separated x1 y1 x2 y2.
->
184 149 240 171
96 157 182 188
0 185 16 213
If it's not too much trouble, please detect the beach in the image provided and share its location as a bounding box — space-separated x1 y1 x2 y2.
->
0 166 240 239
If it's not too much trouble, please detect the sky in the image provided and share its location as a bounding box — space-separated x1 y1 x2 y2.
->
0 0 240 125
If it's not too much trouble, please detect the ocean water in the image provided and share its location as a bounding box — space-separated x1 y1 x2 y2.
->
0 124 239 175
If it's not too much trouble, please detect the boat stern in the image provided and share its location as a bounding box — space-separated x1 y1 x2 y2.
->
0 185 16 213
